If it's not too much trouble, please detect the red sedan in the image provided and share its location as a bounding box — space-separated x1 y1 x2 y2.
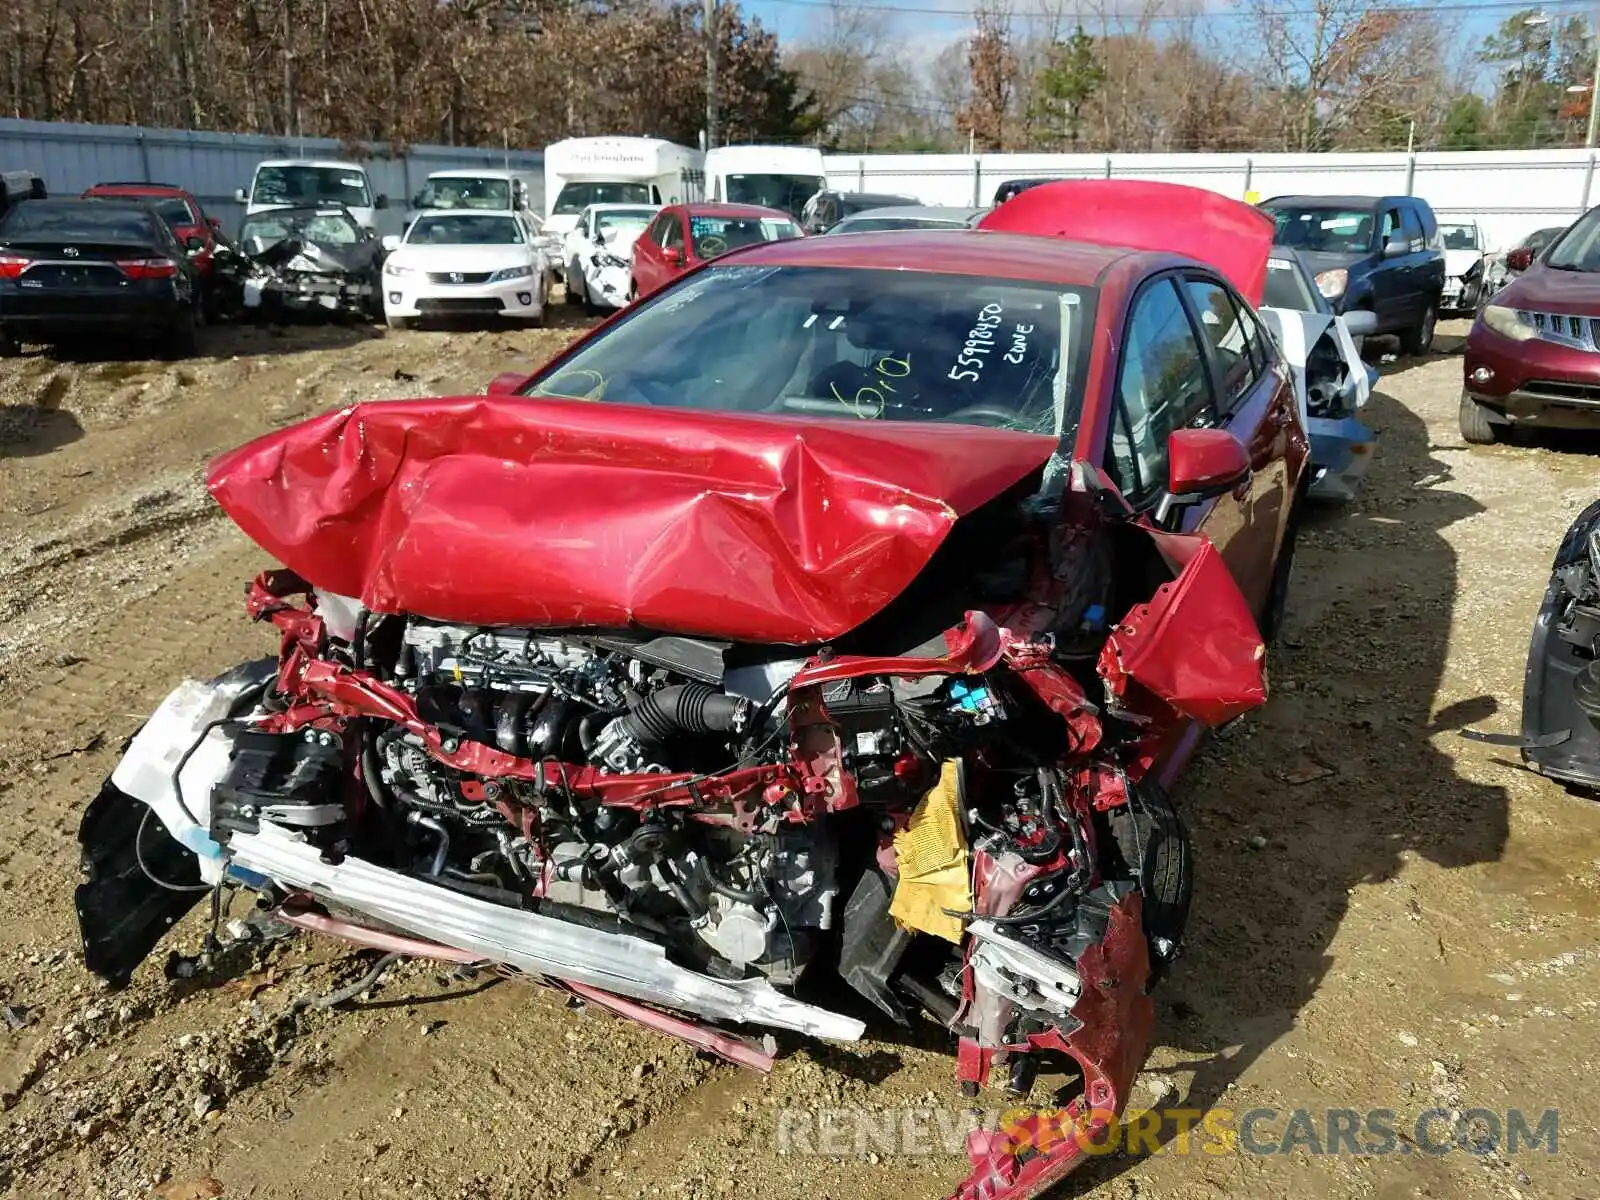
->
92 181 1307 1200
82 181 230 317
629 200 801 301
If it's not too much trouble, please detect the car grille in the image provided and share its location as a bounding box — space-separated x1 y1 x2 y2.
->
1516 309 1600 353
426 271 493 285
416 297 505 314
1522 379 1600 406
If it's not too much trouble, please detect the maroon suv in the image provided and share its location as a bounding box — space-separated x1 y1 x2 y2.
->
1461 208 1600 443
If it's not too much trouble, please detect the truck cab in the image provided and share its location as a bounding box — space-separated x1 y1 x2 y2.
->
703 145 827 224
235 159 388 235
542 138 704 281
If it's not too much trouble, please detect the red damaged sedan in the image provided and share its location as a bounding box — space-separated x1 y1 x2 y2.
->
75 182 1306 1200
1462 204 1600 443
629 200 802 300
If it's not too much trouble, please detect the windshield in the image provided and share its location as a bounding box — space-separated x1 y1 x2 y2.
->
1527 227 1566 253
724 174 826 221
1440 224 1479 250
1262 255 1318 311
0 202 160 242
253 165 372 209
145 197 197 228
523 264 1091 436
595 208 656 243
1267 206 1376 253
834 216 968 234
240 208 362 247
415 176 512 210
406 214 523 245
554 182 653 215
1544 209 1600 270
689 213 800 259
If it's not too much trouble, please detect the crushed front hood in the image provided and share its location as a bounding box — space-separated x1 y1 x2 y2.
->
205 396 1057 644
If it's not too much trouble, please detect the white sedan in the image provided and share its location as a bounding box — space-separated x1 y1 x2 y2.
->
562 203 659 313
381 211 548 329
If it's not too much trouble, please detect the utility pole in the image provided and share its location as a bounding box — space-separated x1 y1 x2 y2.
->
1588 39 1600 147
704 0 719 150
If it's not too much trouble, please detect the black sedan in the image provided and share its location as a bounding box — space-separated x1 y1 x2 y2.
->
0 197 203 358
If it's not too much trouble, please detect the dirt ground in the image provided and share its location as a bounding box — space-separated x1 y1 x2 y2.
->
1 315 1598 1200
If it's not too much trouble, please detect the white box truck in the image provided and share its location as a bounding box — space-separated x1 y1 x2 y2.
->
703 145 827 223
542 137 704 281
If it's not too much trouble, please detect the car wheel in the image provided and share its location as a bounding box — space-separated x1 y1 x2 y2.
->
161 309 198 360
1402 302 1437 356
565 264 584 306
0 326 18 358
1459 391 1503 445
1259 491 1303 647
386 315 413 331
1108 781 1192 986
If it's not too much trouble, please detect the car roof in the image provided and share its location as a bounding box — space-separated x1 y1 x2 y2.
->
257 159 366 170
85 183 191 197
835 205 987 224
583 202 660 213
715 227 1146 286
1261 195 1410 209
680 202 794 219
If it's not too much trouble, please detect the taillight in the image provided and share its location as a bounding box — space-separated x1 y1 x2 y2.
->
0 253 30 279
116 257 179 280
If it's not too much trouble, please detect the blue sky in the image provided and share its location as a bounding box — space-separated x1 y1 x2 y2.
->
745 0 1591 86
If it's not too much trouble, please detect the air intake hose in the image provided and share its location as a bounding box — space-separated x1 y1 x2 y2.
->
622 684 748 746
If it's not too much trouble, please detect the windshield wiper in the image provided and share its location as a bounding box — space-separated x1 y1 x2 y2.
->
1543 261 1584 271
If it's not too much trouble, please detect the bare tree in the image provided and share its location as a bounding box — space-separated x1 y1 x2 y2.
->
957 0 1018 151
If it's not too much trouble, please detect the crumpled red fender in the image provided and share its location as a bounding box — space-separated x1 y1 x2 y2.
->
1098 531 1268 727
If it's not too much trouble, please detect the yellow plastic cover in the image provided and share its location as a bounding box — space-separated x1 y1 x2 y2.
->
888 759 973 943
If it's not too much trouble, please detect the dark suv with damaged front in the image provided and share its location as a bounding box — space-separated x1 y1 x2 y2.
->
1461 203 1600 443
1261 194 1446 354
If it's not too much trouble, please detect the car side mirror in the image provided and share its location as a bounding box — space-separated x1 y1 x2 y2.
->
1159 428 1251 522
486 371 534 395
1505 247 1535 271
1382 236 1409 258
662 246 682 265
1340 308 1377 337
374 194 389 210
207 216 222 230
234 187 248 204
184 235 205 253
380 234 401 253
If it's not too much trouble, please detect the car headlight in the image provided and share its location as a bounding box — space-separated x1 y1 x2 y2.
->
1314 268 1348 299
383 262 413 277
598 253 629 269
1481 304 1537 342
488 264 533 283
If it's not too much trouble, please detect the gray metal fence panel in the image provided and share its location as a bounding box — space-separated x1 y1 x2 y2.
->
0 118 544 238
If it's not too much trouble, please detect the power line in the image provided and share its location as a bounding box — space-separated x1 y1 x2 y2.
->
764 0 1597 23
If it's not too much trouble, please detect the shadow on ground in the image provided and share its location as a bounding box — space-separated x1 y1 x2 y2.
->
1052 373 1509 1192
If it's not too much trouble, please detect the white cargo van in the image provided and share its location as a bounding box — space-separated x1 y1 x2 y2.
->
703 145 827 223
542 137 703 280
411 168 540 218
235 159 389 233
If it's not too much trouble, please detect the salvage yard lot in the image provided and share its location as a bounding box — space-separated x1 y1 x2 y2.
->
1 319 1599 1200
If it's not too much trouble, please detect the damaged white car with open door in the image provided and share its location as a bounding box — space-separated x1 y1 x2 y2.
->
1256 248 1381 503
562 202 659 313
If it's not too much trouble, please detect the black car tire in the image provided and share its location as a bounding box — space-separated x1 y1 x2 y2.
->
1459 391 1503 445
1108 782 1193 987
0 326 18 358
1402 302 1437 356
565 264 584 306
160 309 198 360
1260 496 1301 648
